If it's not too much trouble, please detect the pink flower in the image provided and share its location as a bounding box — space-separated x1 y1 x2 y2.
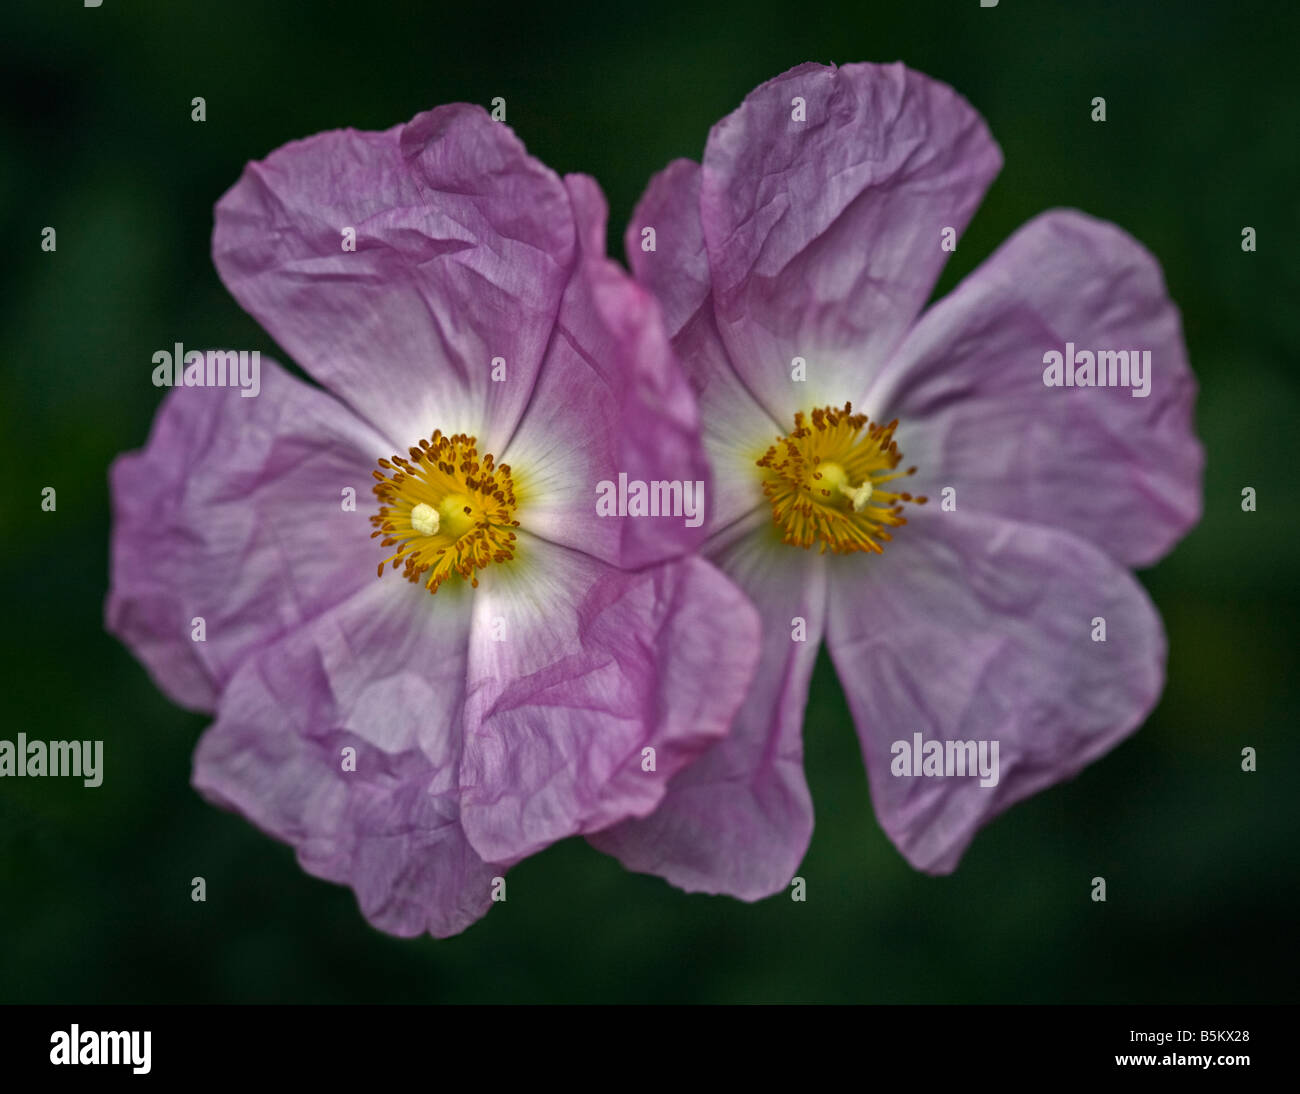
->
106 106 759 937
593 62 1204 897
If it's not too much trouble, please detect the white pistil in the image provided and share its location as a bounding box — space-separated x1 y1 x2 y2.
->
411 502 440 536
840 481 874 512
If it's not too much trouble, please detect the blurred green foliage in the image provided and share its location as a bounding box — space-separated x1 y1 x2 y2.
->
1 0 1296 1002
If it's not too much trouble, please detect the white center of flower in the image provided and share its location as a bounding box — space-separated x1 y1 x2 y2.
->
410 502 440 536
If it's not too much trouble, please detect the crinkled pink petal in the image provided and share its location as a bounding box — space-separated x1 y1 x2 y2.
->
824 505 1166 875
866 209 1204 568
192 578 501 939
700 61 1002 422
626 159 782 536
501 174 713 567
459 534 760 864
105 355 390 713
212 105 575 453
625 158 711 340
590 513 822 900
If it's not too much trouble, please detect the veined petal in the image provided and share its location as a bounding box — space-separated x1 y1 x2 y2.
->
824 505 1166 874
192 577 500 939
212 105 575 453
866 209 1203 568
625 157 712 341
501 174 713 568
627 159 783 536
106 356 389 712
591 514 822 900
458 532 760 864
700 61 1002 422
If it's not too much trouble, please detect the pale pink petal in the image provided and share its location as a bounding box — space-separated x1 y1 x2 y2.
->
106 355 389 712
825 505 1166 874
458 532 761 864
627 159 784 536
193 578 501 939
591 513 823 900
501 174 713 568
866 209 1203 568
700 61 1002 422
212 105 575 452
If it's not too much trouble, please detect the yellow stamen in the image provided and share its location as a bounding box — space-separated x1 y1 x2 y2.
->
756 402 926 555
369 430 519 594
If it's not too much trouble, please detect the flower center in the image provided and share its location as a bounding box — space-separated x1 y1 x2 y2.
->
370 430 519 594
756 402 925 554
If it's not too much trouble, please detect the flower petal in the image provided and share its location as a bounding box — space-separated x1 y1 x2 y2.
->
866 209 1203 568
590 514 822 900
625 158 711 340
458 532 761 864
700 61 1002 422
192 577 501 939
824 505 1166 874
502 174 713 567
212 105 575 452
627 159 782 536
106 355 389 713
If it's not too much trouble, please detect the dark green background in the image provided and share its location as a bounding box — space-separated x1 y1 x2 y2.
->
2 0 1296 1003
